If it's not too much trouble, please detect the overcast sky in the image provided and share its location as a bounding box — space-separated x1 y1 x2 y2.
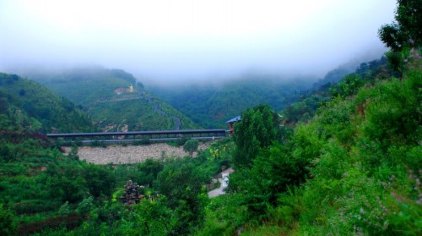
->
0 0 396 81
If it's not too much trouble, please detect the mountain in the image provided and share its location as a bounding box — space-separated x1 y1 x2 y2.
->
147 74 313 128
1 53 419 235
0 72 92 133
281 56 392 125
25 67 198 131
312 56 389 89
197 49 422 235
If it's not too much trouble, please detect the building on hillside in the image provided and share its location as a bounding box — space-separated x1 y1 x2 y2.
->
114 85 135 95
114 87 126 95
226 115 241 135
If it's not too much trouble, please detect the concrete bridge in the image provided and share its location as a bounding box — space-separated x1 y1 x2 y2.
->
47 129 228 145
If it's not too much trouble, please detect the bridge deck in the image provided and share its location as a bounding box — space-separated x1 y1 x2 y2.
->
47 129 227 138
47 129 227 146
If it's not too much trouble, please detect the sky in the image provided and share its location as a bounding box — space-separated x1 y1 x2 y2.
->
0 0 397 81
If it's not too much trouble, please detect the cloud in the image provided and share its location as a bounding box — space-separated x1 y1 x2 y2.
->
0 0 397 80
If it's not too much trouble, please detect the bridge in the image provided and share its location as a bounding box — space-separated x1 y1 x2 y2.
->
47 129 228 145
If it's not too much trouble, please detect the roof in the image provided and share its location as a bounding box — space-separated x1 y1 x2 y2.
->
226 115 241 124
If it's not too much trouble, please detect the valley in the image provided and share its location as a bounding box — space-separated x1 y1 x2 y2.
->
1 49 421 235
1 48 421 235
147 76 313 128
0 1 421 235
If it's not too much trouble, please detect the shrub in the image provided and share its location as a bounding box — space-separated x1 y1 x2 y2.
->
183 139 199 156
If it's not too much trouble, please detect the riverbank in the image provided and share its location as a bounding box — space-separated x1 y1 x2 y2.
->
64 143 210 164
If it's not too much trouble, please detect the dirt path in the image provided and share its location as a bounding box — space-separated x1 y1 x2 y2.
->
65 143 209 164
208 168 234 198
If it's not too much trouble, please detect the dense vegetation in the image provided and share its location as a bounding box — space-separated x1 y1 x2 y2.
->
0 81 231 234
0 73 92 133
1 1 421 235
27 67 198 131
2 49 420 234
0 76 231 234
379 0 421 52
148 75 312 128
281 56 392 125
195 3 422 232
215 60 421 235
0 133 233 235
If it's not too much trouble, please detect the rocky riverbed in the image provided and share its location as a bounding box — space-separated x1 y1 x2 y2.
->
64 143 210 164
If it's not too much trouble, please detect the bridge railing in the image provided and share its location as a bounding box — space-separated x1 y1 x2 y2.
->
47 129 228 145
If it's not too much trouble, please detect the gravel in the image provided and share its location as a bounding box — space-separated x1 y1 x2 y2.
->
64 143 209 164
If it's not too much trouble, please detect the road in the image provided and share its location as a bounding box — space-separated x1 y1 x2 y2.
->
208 168 234 198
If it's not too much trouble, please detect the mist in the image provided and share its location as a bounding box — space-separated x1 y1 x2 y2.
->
0 0 396 82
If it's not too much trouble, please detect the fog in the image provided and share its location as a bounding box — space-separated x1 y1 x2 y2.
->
0 0 396 82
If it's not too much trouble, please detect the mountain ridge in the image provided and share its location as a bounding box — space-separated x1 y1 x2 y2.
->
147 75 313 128
23 67 199 131
0 72 93 133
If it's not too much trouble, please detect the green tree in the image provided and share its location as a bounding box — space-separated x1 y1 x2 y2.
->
233 105 279 167
132 197 174 235
46 165 88 203
137 159 164 187
0 204 15 236
183 139 199 157
379 0 422 51
82 164 116 198
230 143 308 218
330 74 364 98
154 162 206 235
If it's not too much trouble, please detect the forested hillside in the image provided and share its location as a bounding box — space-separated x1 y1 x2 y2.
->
0 1 420 235
0 73 92 133
27 67 198 131
0 106 231 235
208 56 421 235
148 61 380 129
148 75 312 128
0 70 230 235
196 2 422 233
2 50 419 234
281 56 393 125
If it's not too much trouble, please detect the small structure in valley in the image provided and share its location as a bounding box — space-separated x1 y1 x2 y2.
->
226 115 241 135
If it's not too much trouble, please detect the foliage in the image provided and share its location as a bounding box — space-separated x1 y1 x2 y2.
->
195 194 248 236
1 4 421 233
27 67 198 131
183 139 199 156
0 73 92 132
210 45 421 235
379 0 422 51
154 161 206 235
281 56 390 126
148 76 311 128
0 63 420 235
233 143 309 217
330 74 365 98
82 164 116 199
0 133 232 235
233 105 279 167
130 197 174 235
0 203 16 235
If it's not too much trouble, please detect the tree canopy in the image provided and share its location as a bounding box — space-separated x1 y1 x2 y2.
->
233 105 279 167
379 0 422 50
